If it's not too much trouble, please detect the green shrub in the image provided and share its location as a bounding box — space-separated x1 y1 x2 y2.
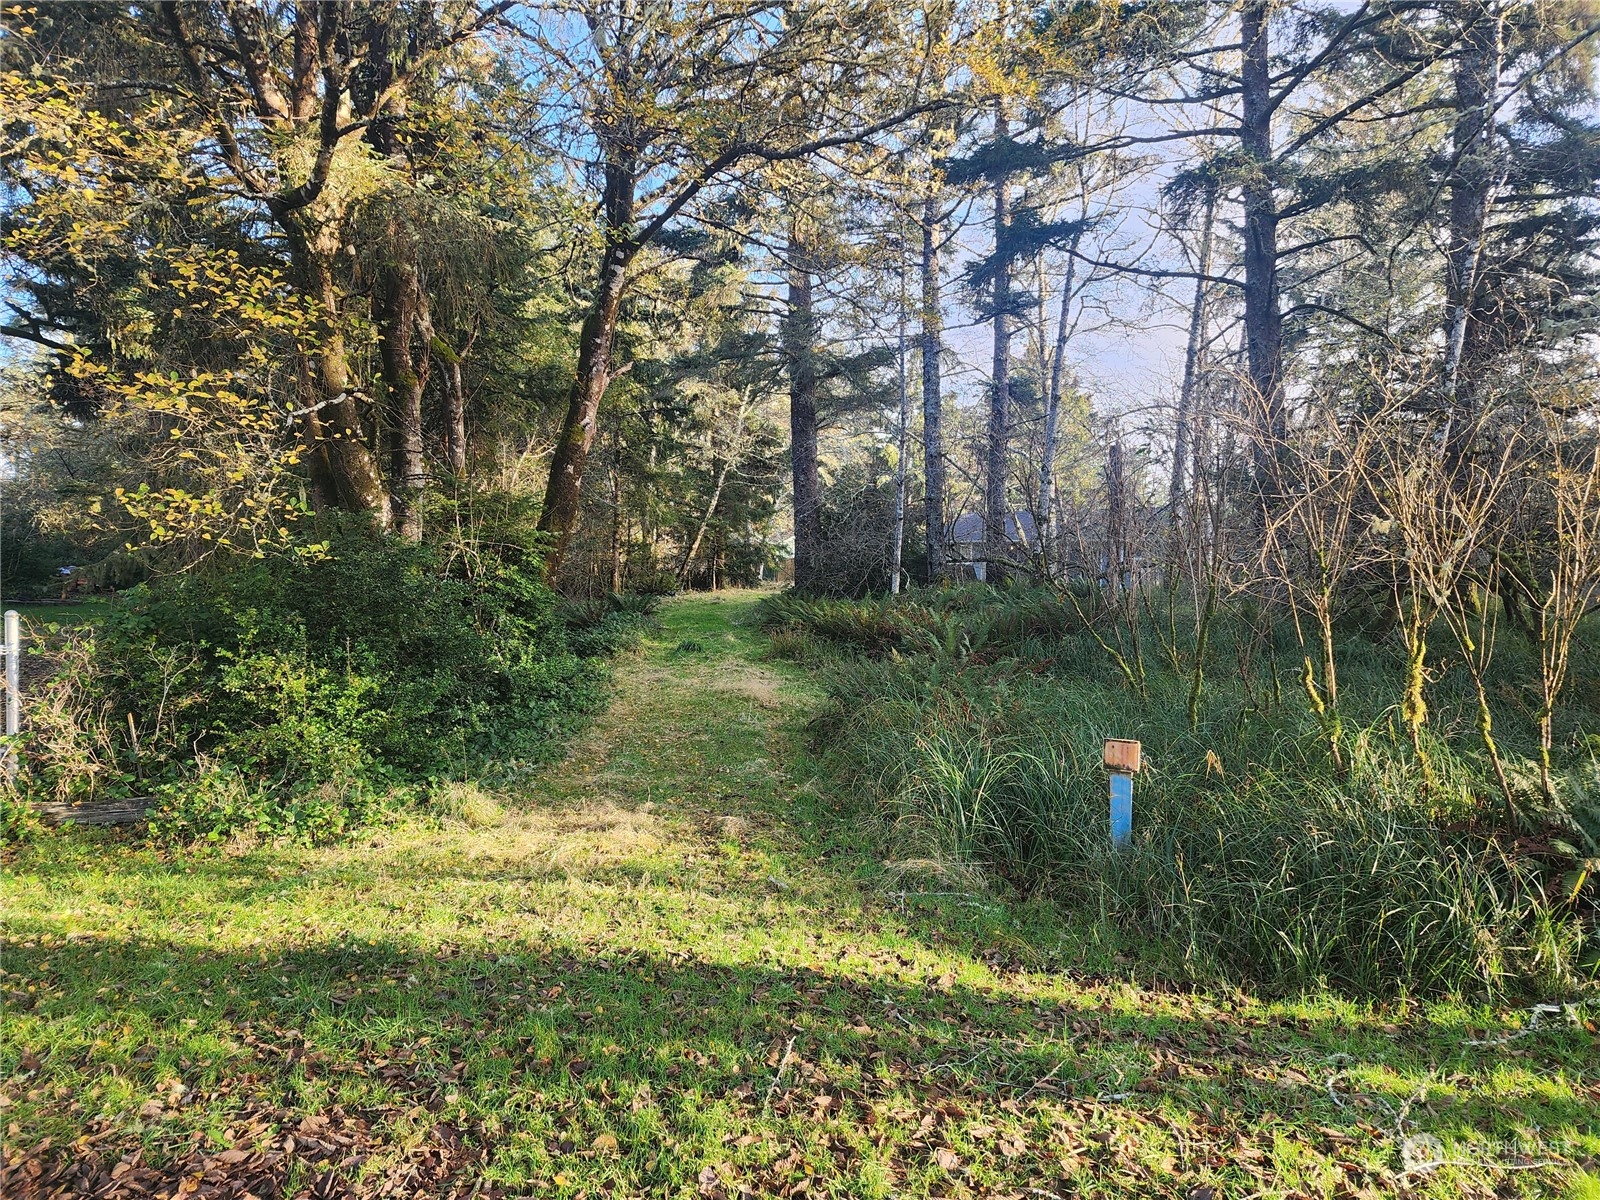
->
0 509 82 600
13 524 628 843
1 775 43 845
557 596 611 630
757 592 948 658
144 760 392 845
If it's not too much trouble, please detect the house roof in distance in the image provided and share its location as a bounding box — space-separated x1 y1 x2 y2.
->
949 510 1038 546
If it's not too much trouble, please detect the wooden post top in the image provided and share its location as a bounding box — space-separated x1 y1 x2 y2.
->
1103 738 1141 774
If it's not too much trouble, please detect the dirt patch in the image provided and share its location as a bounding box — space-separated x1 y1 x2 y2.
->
711 668 786 710
466 800 668 877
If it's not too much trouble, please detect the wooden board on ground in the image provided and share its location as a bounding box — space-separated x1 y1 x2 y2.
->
36 798 150 826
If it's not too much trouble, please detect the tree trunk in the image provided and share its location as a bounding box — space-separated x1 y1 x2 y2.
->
363 13 429 539
610 462 624 593
890 255 909 594
1037 228 1082 570
1401 595 1434 782
1170 184 1216 528
538 159 636 575
1442 0 1504 473
1240 0 1284 497
444 357 468 477
786 222 823 593
374 253 432 542
921 196 948 582
439 327 475 479
161 1 393 527
679 459 730 587
986 103 1012 577
288 224 390 524
1105 439 1128 597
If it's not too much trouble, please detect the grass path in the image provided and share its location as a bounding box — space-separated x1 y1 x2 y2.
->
3 592 1596 1199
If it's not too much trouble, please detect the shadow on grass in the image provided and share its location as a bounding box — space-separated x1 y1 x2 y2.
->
5 929 1591 1199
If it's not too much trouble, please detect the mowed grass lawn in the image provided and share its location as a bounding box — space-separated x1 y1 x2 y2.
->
3 592 1597 1199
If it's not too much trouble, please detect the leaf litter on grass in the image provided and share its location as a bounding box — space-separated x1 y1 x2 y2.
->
3 593 1596 1199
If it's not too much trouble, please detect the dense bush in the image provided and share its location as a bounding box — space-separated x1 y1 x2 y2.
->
771 586 1598 997
7 526 648 843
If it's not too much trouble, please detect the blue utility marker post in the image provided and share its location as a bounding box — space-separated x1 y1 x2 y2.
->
1103 738 1142 849
1109 772 1133 848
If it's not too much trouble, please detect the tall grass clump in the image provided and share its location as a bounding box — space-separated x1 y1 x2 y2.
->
785 587 1596 997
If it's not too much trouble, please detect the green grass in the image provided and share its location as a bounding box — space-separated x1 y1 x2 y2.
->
4 599 112 626
3 591 1598 1198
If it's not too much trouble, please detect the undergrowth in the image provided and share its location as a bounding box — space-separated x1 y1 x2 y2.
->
4 526 655 845
764 583 1600 998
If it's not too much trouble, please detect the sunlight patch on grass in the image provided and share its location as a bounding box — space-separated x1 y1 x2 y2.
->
4 591 1595 1199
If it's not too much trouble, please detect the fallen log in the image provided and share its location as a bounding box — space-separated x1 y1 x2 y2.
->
35 798 151 826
